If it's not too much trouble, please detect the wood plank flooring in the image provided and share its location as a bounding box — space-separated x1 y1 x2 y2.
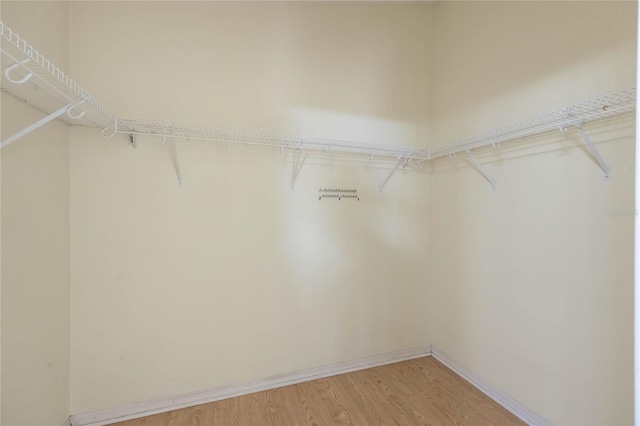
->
110 357 525 425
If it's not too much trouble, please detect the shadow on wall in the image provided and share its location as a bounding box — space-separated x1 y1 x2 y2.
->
68 1 432 143
277 2 432 127
284 162 428 370
428 119 635 422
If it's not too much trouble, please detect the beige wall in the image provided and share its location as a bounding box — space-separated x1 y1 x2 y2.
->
430 1 636 146
0 1 636 424
1 2 71 425
68 2 433 413
429 1 636 424
0 3 3 423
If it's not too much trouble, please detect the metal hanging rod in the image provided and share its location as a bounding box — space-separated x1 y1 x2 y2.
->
430 88 636 160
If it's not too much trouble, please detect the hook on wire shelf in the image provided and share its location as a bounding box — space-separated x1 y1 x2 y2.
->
4 58 33 84
101 124 116 139
66 100 86 120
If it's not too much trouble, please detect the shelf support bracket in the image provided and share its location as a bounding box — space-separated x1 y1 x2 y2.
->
574 124 612 180
166 137 183 186
291 149 306 190
465 150 496 189
1 100 82 149
379 155 404 192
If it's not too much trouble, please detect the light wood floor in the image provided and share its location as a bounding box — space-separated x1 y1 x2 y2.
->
111 357 525 425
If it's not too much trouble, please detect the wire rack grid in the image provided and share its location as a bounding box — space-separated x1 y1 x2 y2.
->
0 20 115 130
429 88 636 159
115 118 433 161
0 19 636 168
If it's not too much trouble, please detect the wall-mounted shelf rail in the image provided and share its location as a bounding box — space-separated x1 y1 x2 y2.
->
114 118 431 186
430 88 636 160
429 88 635 186
114 118 431 162
0 19 636 189
0 20 115 147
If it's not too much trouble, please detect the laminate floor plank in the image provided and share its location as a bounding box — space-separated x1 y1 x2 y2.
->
409 358 518 424
328 372 391 425
374 362 455 425
109 357 526 426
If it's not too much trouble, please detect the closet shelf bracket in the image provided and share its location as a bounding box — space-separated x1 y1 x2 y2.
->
573 124 612 180
1 99 83 149
165 136 183 186
379 155 407 192
291 149 306 190
465 150 496 190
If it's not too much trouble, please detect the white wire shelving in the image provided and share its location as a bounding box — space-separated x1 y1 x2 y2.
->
0 20 115 148
112 118 430 188
428 87 636 188
0 18 636 189
430 88 636 160
113 118 431 161
114 88 636 188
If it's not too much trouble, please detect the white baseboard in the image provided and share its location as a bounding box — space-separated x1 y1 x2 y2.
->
431 346 550 426
69 346 431 426
70 345 549 426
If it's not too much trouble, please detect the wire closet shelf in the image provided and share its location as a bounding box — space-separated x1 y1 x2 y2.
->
114 118 432 162
0 18 637 182
0 20 115 132
429 88 636 160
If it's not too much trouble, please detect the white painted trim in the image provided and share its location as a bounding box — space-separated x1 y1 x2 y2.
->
69 346 431 426
70 345 549 426
431 346 551 426
634 4 640 421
